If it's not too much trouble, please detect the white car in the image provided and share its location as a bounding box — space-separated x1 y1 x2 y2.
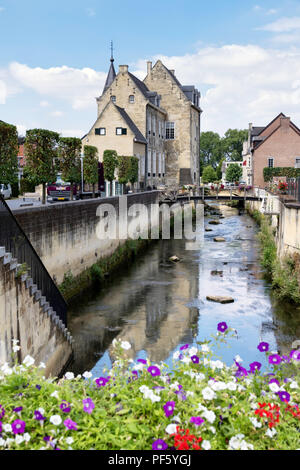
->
0 184 12 199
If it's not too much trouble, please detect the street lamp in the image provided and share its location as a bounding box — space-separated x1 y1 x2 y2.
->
80 151 84 195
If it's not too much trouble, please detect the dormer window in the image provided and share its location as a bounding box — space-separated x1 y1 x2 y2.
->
129 95 135 104
111 95 116 103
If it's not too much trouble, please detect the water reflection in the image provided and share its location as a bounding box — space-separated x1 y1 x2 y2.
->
68 203 300 376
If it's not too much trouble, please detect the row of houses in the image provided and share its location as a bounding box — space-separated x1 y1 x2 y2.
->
222 113 300 187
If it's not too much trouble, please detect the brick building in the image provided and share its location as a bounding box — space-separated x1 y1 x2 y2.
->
242 113 300 188
82 55 202 193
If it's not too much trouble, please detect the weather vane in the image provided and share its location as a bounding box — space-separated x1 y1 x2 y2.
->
110 41 114 62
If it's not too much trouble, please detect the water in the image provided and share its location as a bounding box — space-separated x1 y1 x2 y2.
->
68 203 300 376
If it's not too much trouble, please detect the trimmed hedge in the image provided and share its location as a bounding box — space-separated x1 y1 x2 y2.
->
263 167 300 182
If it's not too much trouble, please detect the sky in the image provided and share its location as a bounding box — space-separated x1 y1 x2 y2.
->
1 0 300 137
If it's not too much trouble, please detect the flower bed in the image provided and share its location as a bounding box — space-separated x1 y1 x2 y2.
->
0 325 299 450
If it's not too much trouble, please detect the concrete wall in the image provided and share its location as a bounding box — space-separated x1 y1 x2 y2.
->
14 192 160 285
0 252 73 377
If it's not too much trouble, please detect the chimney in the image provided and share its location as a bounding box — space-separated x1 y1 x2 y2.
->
147 61 152 75
119 65 129 74
280 116 290 133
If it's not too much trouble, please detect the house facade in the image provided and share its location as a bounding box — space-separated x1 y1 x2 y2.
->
242 113 300 188
82 56 202 193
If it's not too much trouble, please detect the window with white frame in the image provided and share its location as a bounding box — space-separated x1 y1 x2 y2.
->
152 151 156 176
148 114 152 135
111 95 116 103
166 122 175 140
116 127 127 135
152 115 156 136
158 152 162 176
129 95 135 103
95 128 106 135
147 150 152 177
295 157 300 168
268 157 274 168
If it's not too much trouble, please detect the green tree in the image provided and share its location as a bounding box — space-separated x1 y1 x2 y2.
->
83 145 99 198
24 129 60 204
0 120 18 185
117 155 131 193
103 149 118 196
59 137 82 200
202 165 217 183
225 163 243 183
222 129 248 162
200 131 222 171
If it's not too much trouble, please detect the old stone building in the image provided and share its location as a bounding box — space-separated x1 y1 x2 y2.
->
242 113 300 188
82 55 202 193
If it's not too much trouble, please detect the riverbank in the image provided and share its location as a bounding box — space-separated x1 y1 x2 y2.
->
246 206 300 305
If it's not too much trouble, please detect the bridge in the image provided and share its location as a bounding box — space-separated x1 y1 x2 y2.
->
160 187 266 204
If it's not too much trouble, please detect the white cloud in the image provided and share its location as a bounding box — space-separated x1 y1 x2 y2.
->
40 100 50 107
257 16 300 32
267 9 278 16
135 44 300 134
50 110 64 117
9 62 106 110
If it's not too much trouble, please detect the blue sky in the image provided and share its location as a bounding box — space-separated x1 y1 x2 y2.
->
1 0 300 136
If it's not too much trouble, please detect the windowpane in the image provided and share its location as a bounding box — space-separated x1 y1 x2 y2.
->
268 158 274 168
166 122 175 140
116 128 122 135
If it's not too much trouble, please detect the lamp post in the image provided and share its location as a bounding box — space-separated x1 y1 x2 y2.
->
80 151 84 196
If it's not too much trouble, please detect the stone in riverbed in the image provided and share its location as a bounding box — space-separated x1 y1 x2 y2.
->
209 220 221 225
206 295 234 304
214 237 226 242
169 255 180 262
205 228 213 232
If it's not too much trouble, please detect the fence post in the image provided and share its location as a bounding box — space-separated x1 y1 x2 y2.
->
230 189 232 201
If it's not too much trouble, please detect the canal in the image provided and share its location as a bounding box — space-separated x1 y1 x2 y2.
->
68 202 300 377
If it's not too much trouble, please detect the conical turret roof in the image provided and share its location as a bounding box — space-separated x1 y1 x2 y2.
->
102 56 116 95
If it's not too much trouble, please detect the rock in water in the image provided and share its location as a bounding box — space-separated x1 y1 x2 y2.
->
169 255 180 262
205 228 213 232
206 295 234 304
209 220 221 225
214 237 226 242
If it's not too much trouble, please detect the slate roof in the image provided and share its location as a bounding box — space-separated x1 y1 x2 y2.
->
102 59 117 95
115 105 147 145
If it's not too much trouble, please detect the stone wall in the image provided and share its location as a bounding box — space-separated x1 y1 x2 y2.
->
13 192 160 285
0 250 73 377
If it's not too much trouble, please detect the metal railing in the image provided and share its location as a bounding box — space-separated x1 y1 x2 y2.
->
0 195 68 325
287 178 300 203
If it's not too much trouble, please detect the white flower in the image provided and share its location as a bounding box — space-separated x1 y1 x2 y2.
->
181 356 191 364
13 345 21 352
195 373 206 382
170 382 180 390
289 381 299 389
165 424 178 435
186 391 194 397
22 355 35 367
5 438 13 446
133 363 144 371
209 426 216 434
202 440 211 450
211 381 227 392
64 372 74 380
269 382 280 393
50 415 62 426
83 371 92 379
173 351 181 360
3 424 12 433
188 347 198 357
39 362 46 369
38 408 45 415
112 338 118 347
266 428 277 438
120 341 131 350
0 438 5 446
234 355 243 363
250 417 262 429
50 391 59 399
203 358 210 365
229 434 253 450
197 404 208 413
65 437 74 445
202 387 216 400
15 435 24 445
172 415 181 423
139 385 150 394
201 344 210 353
210 360 224 370
23 433 31 442
227 382 237 391
202 409 216 424
149 392 161 403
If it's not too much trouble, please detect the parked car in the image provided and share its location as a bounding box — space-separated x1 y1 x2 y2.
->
0 184 12 199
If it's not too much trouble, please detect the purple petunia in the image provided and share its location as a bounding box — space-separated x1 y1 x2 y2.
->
190 416 205 426
34 410 46 421
217 322 228 333
175 390 187 401
95 377 110 388
249 362 262 373
137 359 147 364
13 406 23 414
235 361 248 378
11 419 26 435
191 355 200 364
257 342 269 352
0 405 5 419
82 398 95 415
152 439 168 451
64 418 78 431
163 401 175 418
269 354 282 365
180 344 189 351
36 385 41 391
0 421 2 434
277 391 290 403
290 350 300 361
269 378 280 387
147 366 161 377
60 401 71 413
